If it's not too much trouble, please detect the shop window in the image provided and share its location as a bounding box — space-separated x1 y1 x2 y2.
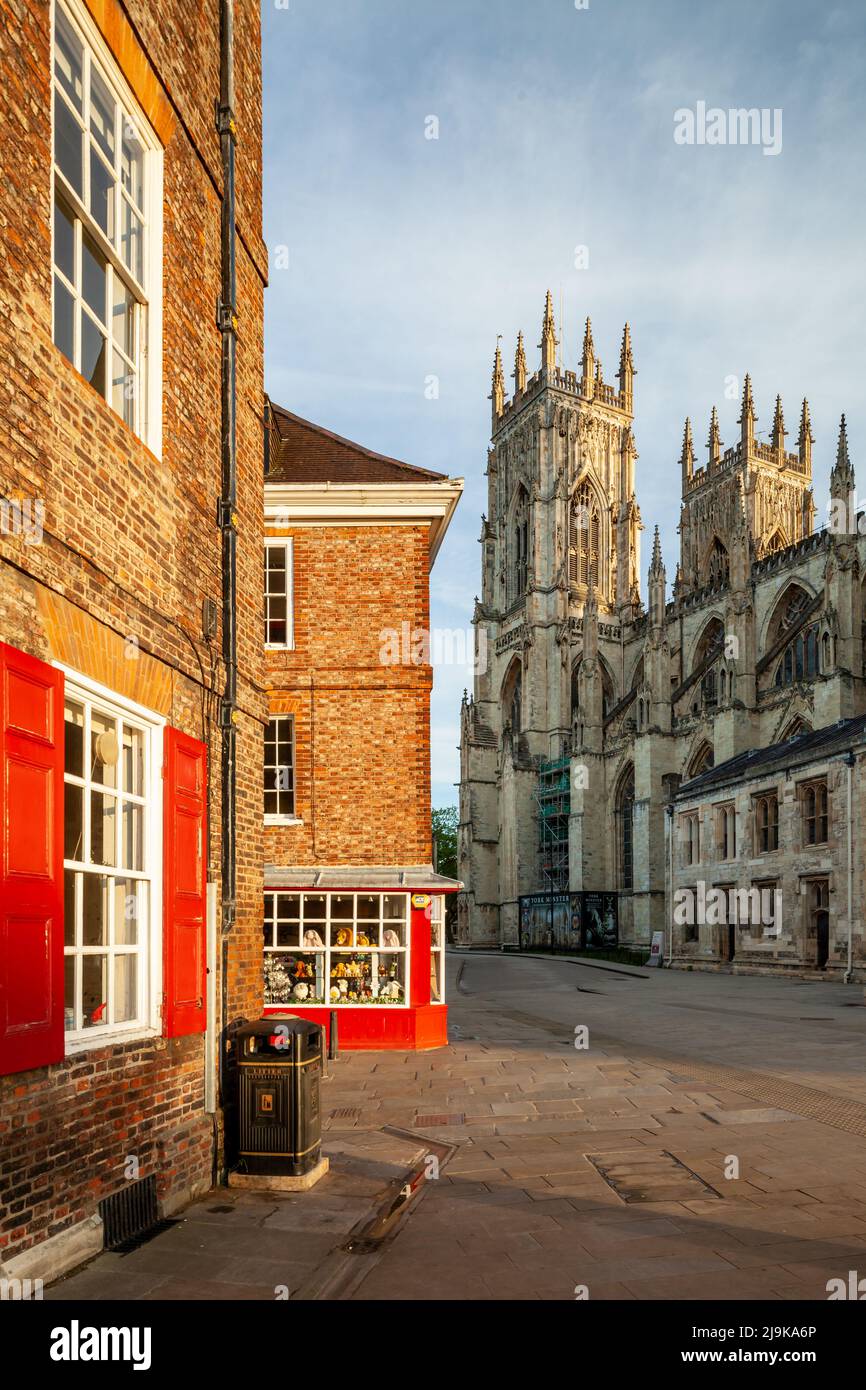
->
801 780 828 846
263 892 409 1006
264 715 295 820
754 791 779 853
52 0 161 446
264 539 294 648
63 685 155 1039
430 895 445 1003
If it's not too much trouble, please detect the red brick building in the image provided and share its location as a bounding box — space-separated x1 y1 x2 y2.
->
0 0 266 1282
261 404 463 1049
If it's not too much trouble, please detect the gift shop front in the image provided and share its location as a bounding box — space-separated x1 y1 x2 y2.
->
262 871 459 1049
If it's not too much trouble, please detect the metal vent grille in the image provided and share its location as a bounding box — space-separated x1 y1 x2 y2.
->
98 1175 159 1251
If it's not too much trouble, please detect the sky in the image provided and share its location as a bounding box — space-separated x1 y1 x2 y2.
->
261 0 866 809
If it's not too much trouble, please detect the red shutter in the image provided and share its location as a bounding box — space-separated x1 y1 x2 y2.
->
163 726 207 1037
0 643 65 1076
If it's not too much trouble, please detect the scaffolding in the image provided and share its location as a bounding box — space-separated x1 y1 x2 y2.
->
535 756 571 892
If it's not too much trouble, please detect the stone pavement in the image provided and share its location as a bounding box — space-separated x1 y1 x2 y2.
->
48 952 866 1301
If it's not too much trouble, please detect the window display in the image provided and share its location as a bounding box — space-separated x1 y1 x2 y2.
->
264 892 409 1006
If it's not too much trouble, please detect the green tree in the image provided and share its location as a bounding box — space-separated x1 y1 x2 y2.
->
432 805 459 940
432 805 458 879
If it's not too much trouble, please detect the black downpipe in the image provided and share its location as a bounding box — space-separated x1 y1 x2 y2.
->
217 0 238 1162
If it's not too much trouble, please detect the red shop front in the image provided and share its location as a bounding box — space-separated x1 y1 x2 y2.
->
262 870 460 1050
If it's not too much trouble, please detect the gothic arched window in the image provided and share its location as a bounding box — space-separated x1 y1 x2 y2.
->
706 538 730 587
692 617 725 713
502 659 522 734
616 766 635 892
511 487 529 602
570 480 601 590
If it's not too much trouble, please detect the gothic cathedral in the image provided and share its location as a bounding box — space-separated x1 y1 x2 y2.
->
457 293 864 955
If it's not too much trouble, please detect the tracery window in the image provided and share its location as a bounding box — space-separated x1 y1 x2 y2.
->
570 480 601 590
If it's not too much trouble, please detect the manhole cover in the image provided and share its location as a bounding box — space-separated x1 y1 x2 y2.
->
586 1149 720 1203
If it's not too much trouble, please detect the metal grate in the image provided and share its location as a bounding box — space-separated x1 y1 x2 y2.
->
98 1175 159 1251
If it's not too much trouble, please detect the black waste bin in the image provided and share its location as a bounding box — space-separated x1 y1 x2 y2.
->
234 1014 323 1176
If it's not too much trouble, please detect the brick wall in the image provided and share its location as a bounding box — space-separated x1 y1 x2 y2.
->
0 0 265 1268
265 523 434 868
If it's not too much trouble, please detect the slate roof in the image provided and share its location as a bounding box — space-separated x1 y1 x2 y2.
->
678 713 866 799
266 401 447 485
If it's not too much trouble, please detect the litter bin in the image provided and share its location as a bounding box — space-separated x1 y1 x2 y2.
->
235 1014 323 1177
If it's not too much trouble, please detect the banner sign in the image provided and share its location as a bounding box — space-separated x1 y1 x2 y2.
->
518 892 618 953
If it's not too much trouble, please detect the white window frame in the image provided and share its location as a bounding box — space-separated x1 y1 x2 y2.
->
51 0 163 456
430 894 446 1005
264 713 297 824
264 538 294 649
56 664 164 1052
263 892 411 1008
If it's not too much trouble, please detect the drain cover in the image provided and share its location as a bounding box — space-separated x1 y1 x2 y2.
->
586 1149 720 1203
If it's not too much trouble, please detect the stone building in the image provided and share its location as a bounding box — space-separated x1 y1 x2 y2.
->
0 0 266 1281
260 403 463 1048
670 715 866 978
458 292 865 973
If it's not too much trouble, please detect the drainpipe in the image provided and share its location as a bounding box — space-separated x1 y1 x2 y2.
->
216 0 238 1145
843 751 855 983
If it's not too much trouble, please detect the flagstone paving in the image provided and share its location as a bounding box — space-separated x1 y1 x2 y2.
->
48 952 866 1300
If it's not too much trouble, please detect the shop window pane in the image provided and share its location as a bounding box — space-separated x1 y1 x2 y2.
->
114 877 139 945
301 923 324 949
64 699 84 776
330 895 354 920
90 791 116 866
375 952 405 1004
54 196 75 282
264 951 325 1006
430 952 442 1002
331 952 374 1003
89 67 116 160
383 895 406 921
304 894 326 921
114 954 136 1023
81 313 107 393
356 894 379 921
89 144 114 238
64 869 77 946
55 10 84 112
330 922 353 948
54 276 75 364
55 95 83 195
83 872 109 946
82 953 108 1027
122 802 143 870
65 782 83 860
82 233 107 324
381 921 403 947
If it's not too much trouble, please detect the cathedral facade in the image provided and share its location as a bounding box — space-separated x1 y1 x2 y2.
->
457 294 865 975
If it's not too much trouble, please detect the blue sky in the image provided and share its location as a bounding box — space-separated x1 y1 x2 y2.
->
261 0 866 807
